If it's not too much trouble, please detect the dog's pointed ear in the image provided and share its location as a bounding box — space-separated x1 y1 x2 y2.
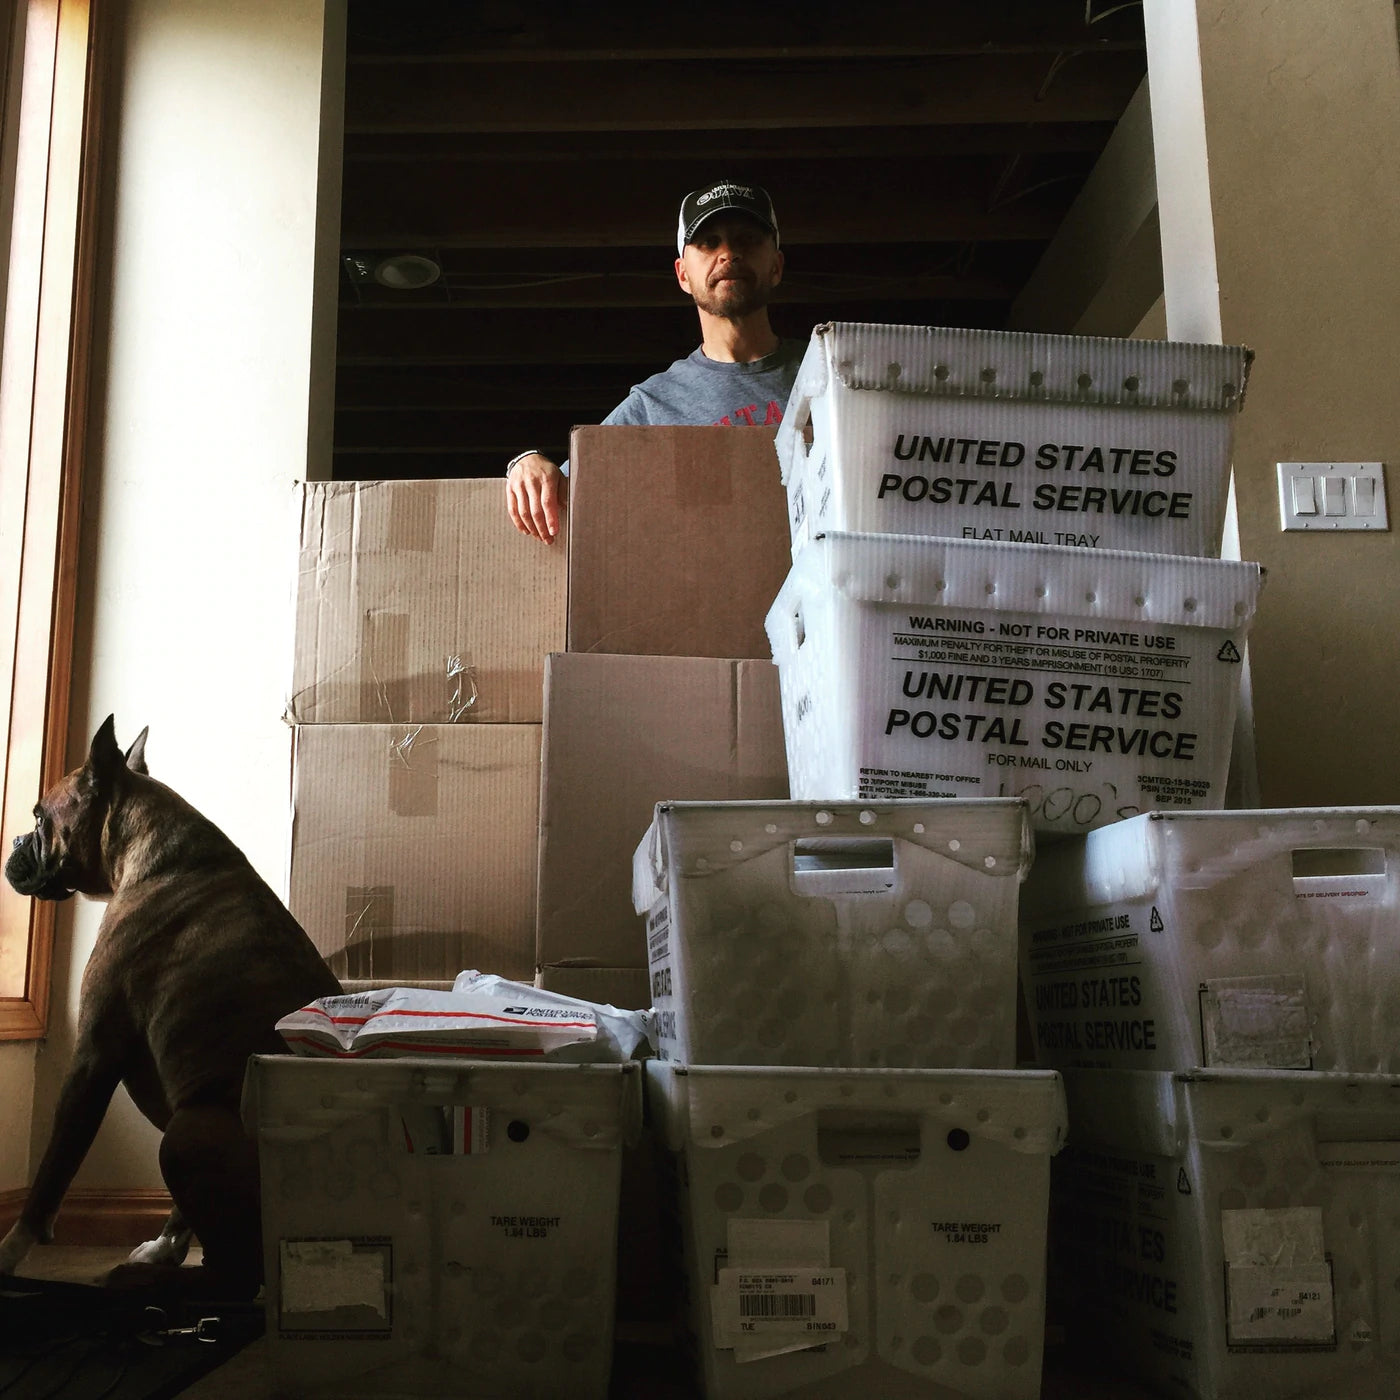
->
86 715 125 786
124 726 150 776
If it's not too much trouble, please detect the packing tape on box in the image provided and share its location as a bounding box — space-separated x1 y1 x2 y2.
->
343 886 394 979
387 726 438 817
386 478 438 552
359 611 409 721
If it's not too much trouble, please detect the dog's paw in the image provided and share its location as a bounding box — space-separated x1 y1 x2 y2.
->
0 1221 39 1274
127 1229 193 1267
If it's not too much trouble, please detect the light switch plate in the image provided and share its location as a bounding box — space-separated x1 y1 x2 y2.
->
1277 462 1388 531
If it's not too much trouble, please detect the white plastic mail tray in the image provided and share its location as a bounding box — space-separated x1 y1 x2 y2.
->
1020 807 1400 1072
647 1061 1067 1400
765 532 1263 835
244 1056 639 1400
778 322 1251 558
633 798 1031 1068
1052 1067 1400 1400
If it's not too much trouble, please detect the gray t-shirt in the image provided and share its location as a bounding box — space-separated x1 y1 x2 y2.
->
602 340 805 429
555 339 805 475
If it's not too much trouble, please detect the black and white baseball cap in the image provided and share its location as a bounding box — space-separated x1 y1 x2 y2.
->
676 181 780 256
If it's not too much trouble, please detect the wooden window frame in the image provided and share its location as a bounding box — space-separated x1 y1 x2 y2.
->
0 0 103 1039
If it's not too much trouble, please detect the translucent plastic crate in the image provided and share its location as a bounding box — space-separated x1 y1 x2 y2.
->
763 531 1263 834
777 323 1251 558
647 1061 1067 1400
243 1055 639 1399
632 798 1031 1068
1053 1067 1400 1400
1019 808 1400 1073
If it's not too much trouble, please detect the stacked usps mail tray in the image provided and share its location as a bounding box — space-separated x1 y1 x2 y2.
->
633 796 1068 1400
767 322 1265 836
244 1053 640 1400
1020 807 1400 1400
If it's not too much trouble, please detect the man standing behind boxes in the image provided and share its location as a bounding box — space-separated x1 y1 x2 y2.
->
505 180 804 543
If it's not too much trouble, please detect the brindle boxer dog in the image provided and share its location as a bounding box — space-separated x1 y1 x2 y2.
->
0 716 341 1297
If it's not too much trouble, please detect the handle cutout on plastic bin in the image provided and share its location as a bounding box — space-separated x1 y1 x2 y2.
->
1291 847 1388 903
817 1110 920 1169
791 838 896 898
1291 848 1385 878
795 402 815 460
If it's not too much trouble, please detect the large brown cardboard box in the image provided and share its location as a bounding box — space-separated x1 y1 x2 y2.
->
289 479 565 724
289 723 539 981
566 426 791 659
536 653 788 980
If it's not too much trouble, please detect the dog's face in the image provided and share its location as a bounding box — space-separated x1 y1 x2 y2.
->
4 716 148 902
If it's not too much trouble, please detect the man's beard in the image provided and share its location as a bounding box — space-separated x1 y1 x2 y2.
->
691 271 772 320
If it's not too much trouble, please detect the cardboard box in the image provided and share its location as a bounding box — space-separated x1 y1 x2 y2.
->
766 532 1263 833
1020 808 1400 1073
288 479 565 724
289 723 539 981
779 322 1252 558
536 653 788 979
566 426 792 660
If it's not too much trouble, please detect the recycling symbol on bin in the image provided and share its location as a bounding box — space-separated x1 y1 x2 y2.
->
1217 641 1242 663
1177 1169 1192 1196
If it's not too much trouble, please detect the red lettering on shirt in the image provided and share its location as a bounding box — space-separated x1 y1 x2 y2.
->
712 401 785 428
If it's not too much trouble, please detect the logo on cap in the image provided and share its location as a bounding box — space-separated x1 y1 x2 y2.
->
677 181 779 256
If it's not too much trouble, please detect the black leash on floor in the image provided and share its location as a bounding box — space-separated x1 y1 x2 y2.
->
0 1278 262 1400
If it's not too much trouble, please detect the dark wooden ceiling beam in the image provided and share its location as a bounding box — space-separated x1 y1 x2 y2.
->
343 123 1118 164
340 269 1015 310
335 362 657 411
338 241 1043 278
344 53 1145 134
341 164 1076 247
336 300 1005 365
346 2 1145 62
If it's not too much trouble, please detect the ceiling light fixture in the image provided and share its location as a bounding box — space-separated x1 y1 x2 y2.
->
372 253 442 290
342 252 442 291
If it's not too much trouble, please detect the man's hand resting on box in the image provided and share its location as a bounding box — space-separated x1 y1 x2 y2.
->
506 453 566 544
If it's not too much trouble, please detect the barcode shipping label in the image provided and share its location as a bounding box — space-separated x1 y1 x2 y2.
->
711 1268 848 1350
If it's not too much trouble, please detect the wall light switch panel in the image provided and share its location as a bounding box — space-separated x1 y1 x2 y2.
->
1278 462 1388 531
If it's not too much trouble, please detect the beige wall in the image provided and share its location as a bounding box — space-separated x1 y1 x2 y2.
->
0 1042 34 1192
1155 0 1400 807
26 0 343 1192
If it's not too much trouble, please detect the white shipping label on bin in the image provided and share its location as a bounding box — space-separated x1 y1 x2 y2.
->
1221 1207 1336 1347
1200 975 1311 1069
711 1219 848 1364
279 1239 391 1323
